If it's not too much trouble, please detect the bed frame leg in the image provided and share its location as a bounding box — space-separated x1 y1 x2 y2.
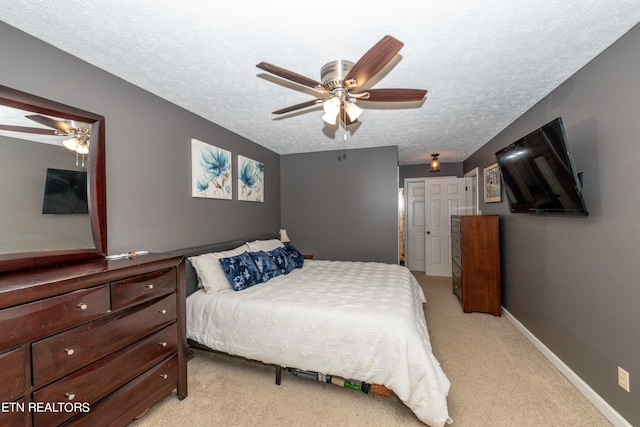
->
275 366 282 385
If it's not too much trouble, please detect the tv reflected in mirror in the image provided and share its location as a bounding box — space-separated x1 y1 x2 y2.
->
495 117 588 216
42 168 89 215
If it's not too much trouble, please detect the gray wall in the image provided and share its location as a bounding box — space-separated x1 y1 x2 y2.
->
399 162 464 182
281 146 399 263
0 21 280 254
464 24 639 425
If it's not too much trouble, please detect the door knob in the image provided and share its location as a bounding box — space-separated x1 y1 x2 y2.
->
426 231 431 234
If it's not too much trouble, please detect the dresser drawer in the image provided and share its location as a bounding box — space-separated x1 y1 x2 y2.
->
452 244 462 266
451 216 461 234
0 397 30 427
32 294 176 388
62 354 179 427
0 286 109 349
111 267 176 310
33 324 177 426
0 347 26 402
451 232 461 251
453 277 463 302
452 261 462 283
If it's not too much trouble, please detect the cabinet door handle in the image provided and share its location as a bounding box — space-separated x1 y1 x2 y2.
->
160 374 168 380
65 392 75 401
145 284 154 289
64 348 75 356
158 309 167 315
77 303 88 310
159 342 167 348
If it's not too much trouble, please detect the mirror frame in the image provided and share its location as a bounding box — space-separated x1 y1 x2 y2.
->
0 85 107 273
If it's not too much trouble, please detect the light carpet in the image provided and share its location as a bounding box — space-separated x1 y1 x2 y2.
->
130 274 611 426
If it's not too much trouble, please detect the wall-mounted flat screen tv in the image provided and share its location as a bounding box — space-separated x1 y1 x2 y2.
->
495 117 588 216
42 168 89 214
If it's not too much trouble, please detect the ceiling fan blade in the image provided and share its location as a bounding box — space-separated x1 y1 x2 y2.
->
343 35 404 88
272 99 323 115
257 62 324 90
356 88 427 102
26 114 74 134
0 124 59 135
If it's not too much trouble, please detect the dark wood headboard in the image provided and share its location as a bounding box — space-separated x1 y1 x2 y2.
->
168 234 278 296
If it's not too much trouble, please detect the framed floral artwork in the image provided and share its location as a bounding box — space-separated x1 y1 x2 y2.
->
191 138 232 199
238 155 264 202
484 162 502 203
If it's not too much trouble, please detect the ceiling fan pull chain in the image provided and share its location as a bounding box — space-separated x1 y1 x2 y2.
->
343 108 348 142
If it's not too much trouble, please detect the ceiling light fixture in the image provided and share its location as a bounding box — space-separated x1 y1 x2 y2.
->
430 153 440 172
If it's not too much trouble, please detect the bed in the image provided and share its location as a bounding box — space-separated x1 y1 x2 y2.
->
175 236 452 427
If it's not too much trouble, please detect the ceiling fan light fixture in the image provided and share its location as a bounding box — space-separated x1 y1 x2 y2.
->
63 137 79 151
344 101 363 122
322 97 341 125
76 143 89 155
322 112 337 125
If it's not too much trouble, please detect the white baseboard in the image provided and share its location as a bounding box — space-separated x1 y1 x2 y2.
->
502 307 631 427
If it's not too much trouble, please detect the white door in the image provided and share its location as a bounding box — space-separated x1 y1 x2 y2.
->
424 178 465 277
405 179 426 271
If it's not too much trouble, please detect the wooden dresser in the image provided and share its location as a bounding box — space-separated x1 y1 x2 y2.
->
451 215 501 316
0 253 187 426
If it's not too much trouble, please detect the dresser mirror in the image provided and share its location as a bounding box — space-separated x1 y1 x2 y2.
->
0 85 106 274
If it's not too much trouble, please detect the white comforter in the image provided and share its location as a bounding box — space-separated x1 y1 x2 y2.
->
187 260 451 426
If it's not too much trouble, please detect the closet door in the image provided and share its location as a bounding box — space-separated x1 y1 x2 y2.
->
424 178 464 277
404 179 426 271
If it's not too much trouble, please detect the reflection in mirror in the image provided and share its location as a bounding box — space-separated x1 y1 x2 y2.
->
0 85 106 274
0 105 94 254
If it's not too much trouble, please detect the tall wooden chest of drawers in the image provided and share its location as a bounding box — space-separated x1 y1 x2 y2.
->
451 215 501 316
0 253 187 426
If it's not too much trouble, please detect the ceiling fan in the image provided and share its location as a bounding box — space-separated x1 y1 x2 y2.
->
256 35 427 127
0 113 91 165
0 114 91 152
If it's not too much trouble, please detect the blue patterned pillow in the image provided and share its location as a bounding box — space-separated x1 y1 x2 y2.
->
267 247 296 275
248 250 281 282
218 252 263 291
282 243 304 269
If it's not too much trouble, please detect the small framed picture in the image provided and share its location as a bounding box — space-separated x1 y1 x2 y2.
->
238 155 264 202
484 162 502 203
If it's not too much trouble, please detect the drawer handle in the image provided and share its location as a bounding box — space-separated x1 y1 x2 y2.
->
145 284 154 289
77 303 88 310
64 348 75 356
65 392 75 401
160 374 168 380
159 309 167 315
159 342 167 348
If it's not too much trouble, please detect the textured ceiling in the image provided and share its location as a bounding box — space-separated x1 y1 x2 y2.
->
1 1 639 165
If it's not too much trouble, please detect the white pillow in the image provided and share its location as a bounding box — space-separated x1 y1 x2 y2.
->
188 244 249 293
245 239 284 252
